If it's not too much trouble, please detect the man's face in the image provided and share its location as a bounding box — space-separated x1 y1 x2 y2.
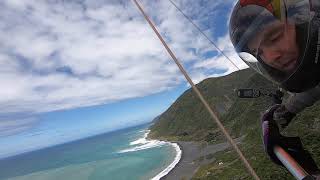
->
248 21 299 73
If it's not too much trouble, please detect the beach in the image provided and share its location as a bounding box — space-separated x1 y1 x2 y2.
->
161 140 242 180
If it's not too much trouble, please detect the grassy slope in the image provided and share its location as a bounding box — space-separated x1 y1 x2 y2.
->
149 68 258 141
149 69 320 179
193 101 320 180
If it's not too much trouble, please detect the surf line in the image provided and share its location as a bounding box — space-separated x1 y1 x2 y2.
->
151 143 182 180
117 130 182 179
118 130 167 153
131 0 260 180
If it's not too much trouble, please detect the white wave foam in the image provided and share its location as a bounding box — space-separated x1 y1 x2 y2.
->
151 143 182 180
129 130 150 146
118 130 168 153
118 129 182 179
119 140 167 153
129 138 148 146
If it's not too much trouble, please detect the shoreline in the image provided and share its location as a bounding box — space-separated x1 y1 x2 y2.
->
147 127 242 180
159 140 242 180
151 142 182 180
125 130 183 180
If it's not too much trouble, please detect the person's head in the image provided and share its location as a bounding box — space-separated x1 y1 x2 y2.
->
247 21 299 73
229 0 320 92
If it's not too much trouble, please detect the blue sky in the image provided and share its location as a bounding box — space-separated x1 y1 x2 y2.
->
0 0 248 158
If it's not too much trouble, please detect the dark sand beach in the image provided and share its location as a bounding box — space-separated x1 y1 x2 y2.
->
162 139 241 180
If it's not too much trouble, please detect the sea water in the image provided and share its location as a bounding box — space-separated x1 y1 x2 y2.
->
0 124 181 180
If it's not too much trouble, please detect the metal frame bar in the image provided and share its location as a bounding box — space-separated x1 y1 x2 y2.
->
274 145 315 180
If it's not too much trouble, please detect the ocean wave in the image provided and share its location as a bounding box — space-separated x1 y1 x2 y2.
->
151 143 182 180
129 130 150 145
118 130 182 180
118 130 167 153
118 140 167 153
129 138 148 146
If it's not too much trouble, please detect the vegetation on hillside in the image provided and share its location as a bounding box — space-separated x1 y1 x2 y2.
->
149 68 320 179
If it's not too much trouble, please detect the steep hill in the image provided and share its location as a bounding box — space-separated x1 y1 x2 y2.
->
149 68 320 179
149 68 275 141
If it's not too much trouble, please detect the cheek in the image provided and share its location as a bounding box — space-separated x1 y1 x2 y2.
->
285 27 298 50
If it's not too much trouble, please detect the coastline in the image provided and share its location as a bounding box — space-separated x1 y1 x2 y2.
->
151 142 182 180
147 126 242 180
121 129 183 180
159 140 242 180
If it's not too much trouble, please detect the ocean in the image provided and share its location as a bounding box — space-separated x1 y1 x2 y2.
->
0 124 181 180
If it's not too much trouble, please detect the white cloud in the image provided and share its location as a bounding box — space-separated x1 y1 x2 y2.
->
0 0 241 116
0 117 38 137
192 34 249 83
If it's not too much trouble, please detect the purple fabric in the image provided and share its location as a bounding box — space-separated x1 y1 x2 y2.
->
262 121 269 151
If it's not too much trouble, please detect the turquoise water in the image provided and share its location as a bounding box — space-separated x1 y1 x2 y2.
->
0 124 177 180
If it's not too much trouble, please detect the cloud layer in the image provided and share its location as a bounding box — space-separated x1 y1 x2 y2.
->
0 0 247 116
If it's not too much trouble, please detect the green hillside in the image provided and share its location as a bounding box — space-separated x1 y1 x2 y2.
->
149 68 275 141
149 68 320 179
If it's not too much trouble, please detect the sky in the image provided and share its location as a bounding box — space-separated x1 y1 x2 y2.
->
0 0 248 159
